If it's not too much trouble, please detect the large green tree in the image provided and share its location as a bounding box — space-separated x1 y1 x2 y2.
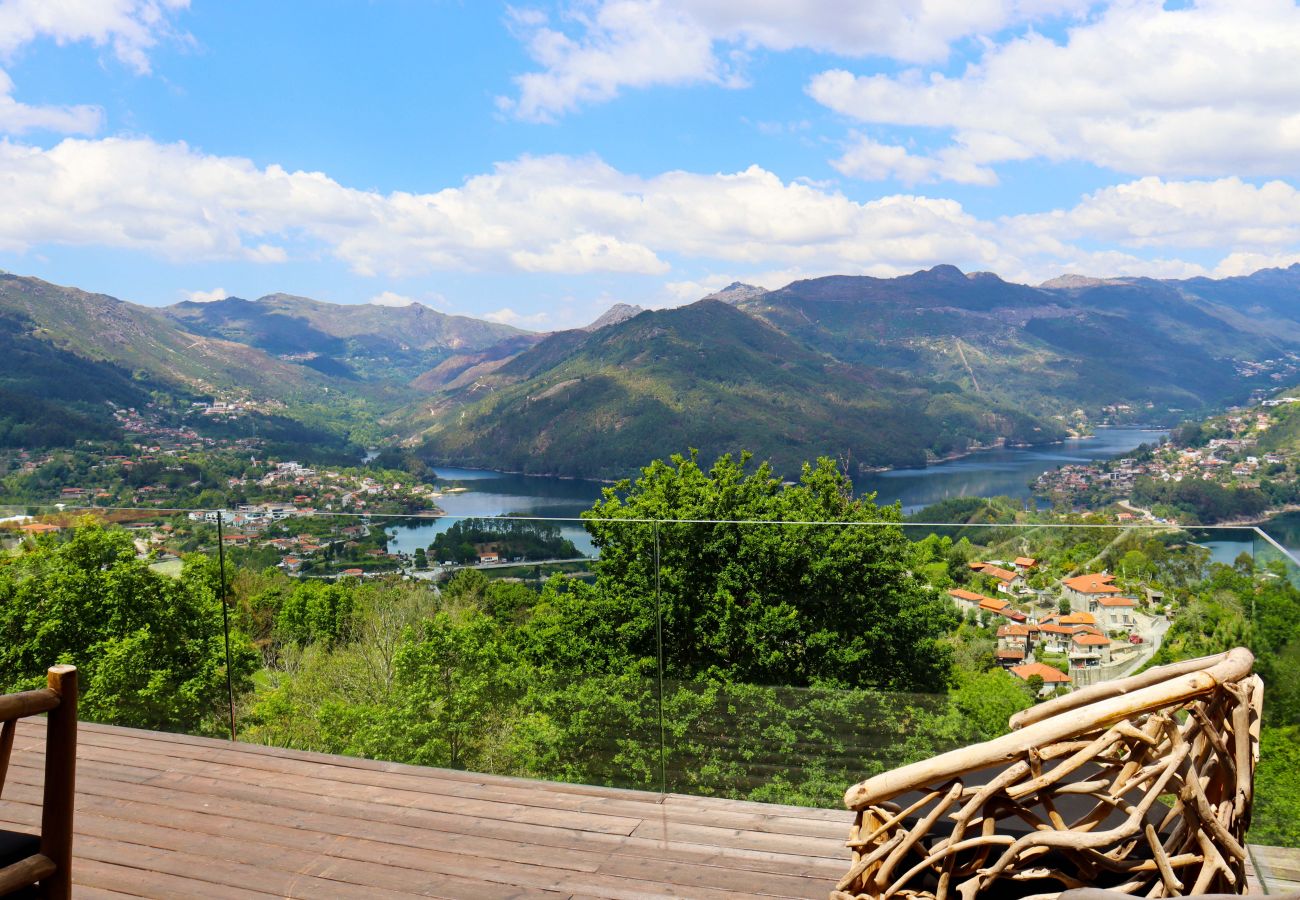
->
0 524 256 733
568 451 955 691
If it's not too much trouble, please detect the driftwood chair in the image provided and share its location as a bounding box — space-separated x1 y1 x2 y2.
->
834 649 1261 900
0 666 77 899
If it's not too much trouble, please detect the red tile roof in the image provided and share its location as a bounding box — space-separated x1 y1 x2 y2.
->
1062 573 1121 594
1010 662 1071 684
1014 557 1037 568
1059 612 1098 625
997 648 1027 660
980 565 1019 583
1096 596 1138 607
1073 633 1111 646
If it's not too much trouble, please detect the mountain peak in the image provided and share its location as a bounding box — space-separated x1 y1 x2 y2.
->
583 302 645 331
700 282 768 305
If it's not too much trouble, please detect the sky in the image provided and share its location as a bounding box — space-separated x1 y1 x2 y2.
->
1 0 1299 330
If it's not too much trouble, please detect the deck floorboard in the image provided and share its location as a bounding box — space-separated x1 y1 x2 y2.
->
8 720 851 899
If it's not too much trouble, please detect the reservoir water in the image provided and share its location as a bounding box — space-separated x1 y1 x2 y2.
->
385 429 1169 557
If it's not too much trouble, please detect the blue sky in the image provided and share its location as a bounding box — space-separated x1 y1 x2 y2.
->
1 0 1299 329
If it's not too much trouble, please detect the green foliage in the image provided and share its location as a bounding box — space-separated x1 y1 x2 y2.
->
1132 475 1269 525
429 517 578 564
574 451 956 691
274 581 358 648
1255 727 1300 846
0 524 256 732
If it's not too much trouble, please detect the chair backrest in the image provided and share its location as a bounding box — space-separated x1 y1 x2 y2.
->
0 666 77 900
834 649 1261 899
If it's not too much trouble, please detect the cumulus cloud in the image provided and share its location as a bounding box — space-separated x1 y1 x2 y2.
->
3 135 1298 287
483 307 552 328
0 0 188 134
502 0 1091 121
831 133 998 186
183 286 227 302
0 0 189 74
368 291 418 307
809 0 1300 180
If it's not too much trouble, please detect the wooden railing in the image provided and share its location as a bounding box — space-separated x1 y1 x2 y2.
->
834 649 1261 900
0 665 77 900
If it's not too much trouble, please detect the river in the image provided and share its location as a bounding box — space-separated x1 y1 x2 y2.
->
385 429 1168 557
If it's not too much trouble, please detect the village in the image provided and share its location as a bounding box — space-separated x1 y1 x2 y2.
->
1034 393 1300 523
948 555 1168 693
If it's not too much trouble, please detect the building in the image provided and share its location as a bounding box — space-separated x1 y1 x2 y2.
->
1092 595 1138 629
1009 662 1072 693
1070 632 1113 669
1061 572 1123 606
976 564 1025 594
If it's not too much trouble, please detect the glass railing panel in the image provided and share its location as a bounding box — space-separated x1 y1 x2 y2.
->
0 506 239 739
228 513 663 792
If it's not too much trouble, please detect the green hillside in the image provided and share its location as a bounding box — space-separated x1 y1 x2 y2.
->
739 265 1300 421
160 293 530 383
404 300 1064 479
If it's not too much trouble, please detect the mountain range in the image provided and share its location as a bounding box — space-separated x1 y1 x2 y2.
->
4 264 1300 477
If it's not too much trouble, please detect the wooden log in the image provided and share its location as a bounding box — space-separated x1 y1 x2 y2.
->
1008 652 1232 730
0 688 59 723
0 718 14 797
844 649 1253 811
0 853 56 894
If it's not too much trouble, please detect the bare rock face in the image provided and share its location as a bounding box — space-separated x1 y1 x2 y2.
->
700 282 768 305
582 302 645 331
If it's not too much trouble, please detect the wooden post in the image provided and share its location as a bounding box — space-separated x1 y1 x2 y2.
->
39 665 76 900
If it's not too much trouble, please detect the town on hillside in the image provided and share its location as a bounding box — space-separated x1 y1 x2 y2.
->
948 556 1167 693
1035 390 1300 525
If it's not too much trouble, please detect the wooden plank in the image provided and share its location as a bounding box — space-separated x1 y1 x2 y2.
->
66 732 845 842
631 817 846 860
6 753 845 887
10 720 847 898
3 771 834 900
44 720 662 802
71 856 278 900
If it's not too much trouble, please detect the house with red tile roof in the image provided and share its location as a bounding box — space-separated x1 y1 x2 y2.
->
1071 631 1114 667
1061 572 1122 605
976 564 1025 594
1093 595 1139 629
1009 662 1072 686
1014 556 1037 570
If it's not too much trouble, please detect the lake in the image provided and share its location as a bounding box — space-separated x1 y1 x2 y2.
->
385 429 1169 557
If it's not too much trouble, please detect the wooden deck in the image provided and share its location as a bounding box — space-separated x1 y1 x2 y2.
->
2 720 852 899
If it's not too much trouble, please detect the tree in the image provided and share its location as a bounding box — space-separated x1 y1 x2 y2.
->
0 524 257 733
574 451 956 691
412 547 427 569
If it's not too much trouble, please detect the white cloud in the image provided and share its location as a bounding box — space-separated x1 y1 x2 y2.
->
503 0 1092 121
368 290 418 307
809 0 1300 179
0 0 189 74
0 0 187 134
3 135 1298 288
182 286 227 302
483 306 552 328
1006 177 1300 252
831 132 998 186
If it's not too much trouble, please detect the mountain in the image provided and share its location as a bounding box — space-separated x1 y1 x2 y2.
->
159 293 526 382
701 282 768 305
734 265 1300 421
401 299 1063 479
582 303 644 331
0 274 527 453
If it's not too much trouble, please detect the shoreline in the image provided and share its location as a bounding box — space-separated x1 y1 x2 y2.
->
424 426 1168 486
